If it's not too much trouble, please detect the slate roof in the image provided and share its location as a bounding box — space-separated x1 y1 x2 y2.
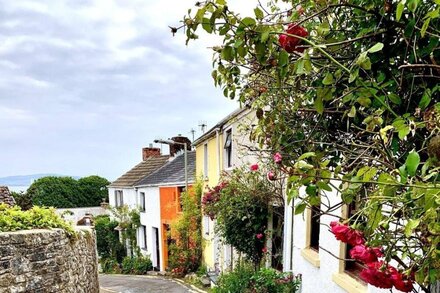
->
136 151 196 186
109 155 170 188
0 186 15 206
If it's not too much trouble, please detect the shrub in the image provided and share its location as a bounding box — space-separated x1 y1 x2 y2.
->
214 265 301 293
0 204 75 237
121 256 153 274
101 257 121 274
94 215 126 262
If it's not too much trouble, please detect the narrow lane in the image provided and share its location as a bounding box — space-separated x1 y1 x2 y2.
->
99 274 201 293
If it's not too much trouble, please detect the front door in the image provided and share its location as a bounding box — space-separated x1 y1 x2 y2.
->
153 227 160 271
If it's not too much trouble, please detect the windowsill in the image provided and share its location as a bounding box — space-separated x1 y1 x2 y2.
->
332 272 367 293
301 248 320 268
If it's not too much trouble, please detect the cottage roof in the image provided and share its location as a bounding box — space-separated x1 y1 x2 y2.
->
136 151 196 187
109 155 170 188
0 186 15 206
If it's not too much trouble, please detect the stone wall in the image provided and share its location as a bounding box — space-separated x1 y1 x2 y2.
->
0 227 99 293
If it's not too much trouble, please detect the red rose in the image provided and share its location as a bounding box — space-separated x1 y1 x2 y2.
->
359 261 394 289
279 23 308 53
250 164 259 171
330 221 365 246
349 245 383 264
262 247 267 253
391 270 413 292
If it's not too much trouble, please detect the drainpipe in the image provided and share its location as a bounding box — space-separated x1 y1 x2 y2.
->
215 128 221 178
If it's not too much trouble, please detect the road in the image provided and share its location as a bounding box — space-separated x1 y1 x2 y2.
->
99 274 204 293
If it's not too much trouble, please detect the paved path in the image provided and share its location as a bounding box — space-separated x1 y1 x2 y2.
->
99 274 203 293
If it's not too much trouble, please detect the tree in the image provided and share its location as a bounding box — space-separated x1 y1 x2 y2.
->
177 0 440 291
28 175 109 208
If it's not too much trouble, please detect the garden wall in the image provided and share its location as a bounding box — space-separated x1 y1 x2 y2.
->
0 227 99 293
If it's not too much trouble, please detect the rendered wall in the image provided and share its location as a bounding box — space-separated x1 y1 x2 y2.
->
0 227 99 293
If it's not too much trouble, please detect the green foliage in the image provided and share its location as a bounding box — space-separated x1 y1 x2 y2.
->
110 206 141 257
0 204 75 237
94 215 126 262
27 175 110 208
100 257 122 274
179 0 440 288
210 167 272 266
121 256 153 274
168 180 203 275
11 191 33 210
214 264 300 293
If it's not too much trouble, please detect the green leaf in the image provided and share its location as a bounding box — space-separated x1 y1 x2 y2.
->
241 17 256 27
396 1 405 21
298 152 316 160
322 73 334 85
317 181 332 192
419 89 431 110
278 50 289 67
202 18 213 33
405 150 420 176
294 203 307 215
404 219 420 237
367 42 384 53
314 97 324 114
306 184 317 196
388 93 402 105
420 17 430 37
221 46 234 61
254 7 264 20
349 68 358 83
347 106 356 118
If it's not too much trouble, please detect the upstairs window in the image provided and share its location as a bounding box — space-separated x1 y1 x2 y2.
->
224 129 232 168
115 190 123 207
139 192 145 212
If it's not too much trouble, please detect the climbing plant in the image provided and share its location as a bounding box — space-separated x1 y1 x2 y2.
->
176 0 440 291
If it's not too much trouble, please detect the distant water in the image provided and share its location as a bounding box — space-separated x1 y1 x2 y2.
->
7 186 29 193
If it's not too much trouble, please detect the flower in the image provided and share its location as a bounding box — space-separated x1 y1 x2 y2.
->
256 233 264 239
262 247 268 253
350 245 383 264
250 164 259 171
296 5 304 15
391 270 414 292
267 171 276 181
359 261 394 289
273 152 282 164
330 221 365 246
279 23 308 53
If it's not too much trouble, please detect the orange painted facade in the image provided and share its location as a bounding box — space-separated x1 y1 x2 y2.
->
159 185 192 270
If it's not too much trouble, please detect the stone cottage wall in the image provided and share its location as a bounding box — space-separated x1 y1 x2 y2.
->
0 227 99 293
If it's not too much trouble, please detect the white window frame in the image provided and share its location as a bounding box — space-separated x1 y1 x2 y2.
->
115 190 123 207
139 192 146 212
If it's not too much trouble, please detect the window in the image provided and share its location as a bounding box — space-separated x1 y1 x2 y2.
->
139 192 145 212
177 186 185 211
141 225 147 249
309 206 320 251
224 129 232 168
203 143 208 179
115 190 123 207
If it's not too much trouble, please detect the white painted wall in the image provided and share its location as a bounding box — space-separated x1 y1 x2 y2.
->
137 186 163 270
56 206 108 224
108 187 138 209
283 186 401 293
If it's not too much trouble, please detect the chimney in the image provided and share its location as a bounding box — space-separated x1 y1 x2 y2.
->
169 135 192 157
142 144 161 160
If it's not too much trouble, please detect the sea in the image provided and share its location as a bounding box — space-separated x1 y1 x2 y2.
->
7 186 29 193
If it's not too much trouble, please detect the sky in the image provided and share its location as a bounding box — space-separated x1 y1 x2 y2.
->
0 0 255 180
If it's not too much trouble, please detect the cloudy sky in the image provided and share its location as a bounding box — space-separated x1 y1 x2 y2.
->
0 1 255 180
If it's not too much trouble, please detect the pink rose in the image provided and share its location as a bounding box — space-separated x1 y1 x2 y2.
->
256 233 264 239
330 221 365 246
350 245 383 264
262 247 267 253
391 270 413 292
250 164 259 171
267 171 276 181
273 152 282 164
